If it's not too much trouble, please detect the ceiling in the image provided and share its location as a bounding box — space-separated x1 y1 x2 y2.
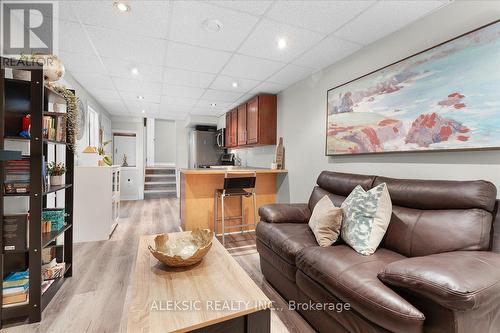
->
55 0 449 120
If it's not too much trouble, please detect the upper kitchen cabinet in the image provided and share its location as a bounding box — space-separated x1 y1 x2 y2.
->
225 108 238 148
246 94 277 146
237 104 247 146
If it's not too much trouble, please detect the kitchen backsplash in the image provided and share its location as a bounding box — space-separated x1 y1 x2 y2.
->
229 146 276 168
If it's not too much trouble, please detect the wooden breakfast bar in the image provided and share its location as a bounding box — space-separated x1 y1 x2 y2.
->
179 168 287 233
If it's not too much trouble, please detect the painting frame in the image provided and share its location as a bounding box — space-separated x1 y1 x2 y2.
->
325 19 500 156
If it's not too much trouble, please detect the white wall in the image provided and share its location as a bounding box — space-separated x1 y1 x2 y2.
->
155 119 176 165
112 117 145 201
277 1 500 202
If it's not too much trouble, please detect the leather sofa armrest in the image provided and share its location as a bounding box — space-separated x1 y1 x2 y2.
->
378 251 500 311
259 203 311 223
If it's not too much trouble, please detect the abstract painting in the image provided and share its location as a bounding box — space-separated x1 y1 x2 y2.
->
326 20 500 155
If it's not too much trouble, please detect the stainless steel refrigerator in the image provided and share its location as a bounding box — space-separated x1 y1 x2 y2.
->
188 130 222 168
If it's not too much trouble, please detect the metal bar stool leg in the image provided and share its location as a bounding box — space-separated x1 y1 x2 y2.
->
252 192 257 228
241 194 244 235
221 193 225 246
214 191 218 237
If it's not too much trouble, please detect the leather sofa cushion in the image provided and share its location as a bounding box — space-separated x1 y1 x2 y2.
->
378 251 500 311
259 203 311 224
308 186 346 212
382 206 492 257
374 176 497 212
317 171 376 196
296 245 425 333
255 222 317 265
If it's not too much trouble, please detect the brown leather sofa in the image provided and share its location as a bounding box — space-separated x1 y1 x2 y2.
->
256 171 500 333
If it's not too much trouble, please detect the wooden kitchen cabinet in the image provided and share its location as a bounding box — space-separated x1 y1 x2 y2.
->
225 108 238 147
246 94 277 146
237 104 247 146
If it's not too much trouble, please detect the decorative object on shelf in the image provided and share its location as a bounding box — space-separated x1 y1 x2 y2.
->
274 137 284 169
20 115 31 138
47 162 66 186
51 85 79 153
42 208 65 230
29 54 65 83
12 69 30 81
4 156 30 194
148 228 214 267
98 140 113 166
42 259 65 280
2 213 29 251
76 99 86 141
326 20 500 155
122 154 129 167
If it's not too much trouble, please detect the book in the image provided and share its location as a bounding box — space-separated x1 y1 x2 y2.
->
3 284 28 296
3 292 27 305
3 278 29 289
3 213 28 251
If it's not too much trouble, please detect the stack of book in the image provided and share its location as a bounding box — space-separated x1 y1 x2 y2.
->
42 116 66 142
3 270 29 306
4 156 30 194
3 213 29 252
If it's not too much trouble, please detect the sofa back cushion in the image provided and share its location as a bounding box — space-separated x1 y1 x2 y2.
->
308 171 375 211
374 176 497 257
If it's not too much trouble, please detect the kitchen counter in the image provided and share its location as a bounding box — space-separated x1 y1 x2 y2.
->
179 168 287 233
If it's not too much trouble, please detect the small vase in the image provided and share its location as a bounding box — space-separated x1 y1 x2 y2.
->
50 175 64 186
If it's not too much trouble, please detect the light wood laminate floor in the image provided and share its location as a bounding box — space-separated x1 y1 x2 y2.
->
2 198 313 333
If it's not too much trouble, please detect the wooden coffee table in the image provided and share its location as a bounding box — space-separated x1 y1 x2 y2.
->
127 232 272 333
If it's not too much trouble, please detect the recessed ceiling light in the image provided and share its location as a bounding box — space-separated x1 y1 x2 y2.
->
131 67 139 76
141 110 146 114
202 19 224 33
277 37 287 50
232 81 239 88
210 103 217 107
137 95 144 100
113 1 130 12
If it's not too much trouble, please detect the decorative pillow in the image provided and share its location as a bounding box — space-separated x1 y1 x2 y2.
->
308 195 343 247
341 183 392 255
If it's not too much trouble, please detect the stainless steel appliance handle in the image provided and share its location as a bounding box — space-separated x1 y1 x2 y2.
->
216 133 221 147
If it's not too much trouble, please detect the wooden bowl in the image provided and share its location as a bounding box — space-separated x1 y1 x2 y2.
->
148 229 214 267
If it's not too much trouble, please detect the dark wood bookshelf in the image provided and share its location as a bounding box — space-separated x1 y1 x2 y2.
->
0 57 74 326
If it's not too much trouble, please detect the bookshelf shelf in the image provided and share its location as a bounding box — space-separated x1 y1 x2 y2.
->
1 58 74 326
42 224 71 248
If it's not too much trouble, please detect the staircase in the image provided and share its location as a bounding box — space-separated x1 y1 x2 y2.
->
144 166 177 199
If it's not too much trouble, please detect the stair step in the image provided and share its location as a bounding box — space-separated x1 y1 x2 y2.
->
145 174 175 178
144 189 176 194
145 181 176 185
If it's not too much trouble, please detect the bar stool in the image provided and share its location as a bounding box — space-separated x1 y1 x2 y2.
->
214 171 257 245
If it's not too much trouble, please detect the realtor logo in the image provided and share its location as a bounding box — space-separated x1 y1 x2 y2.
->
1 1 57 56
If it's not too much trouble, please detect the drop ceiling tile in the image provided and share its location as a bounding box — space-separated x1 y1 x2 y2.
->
58 21 95 56
266 1 374 34
267 64 315 85
249 81 287 95
334 1 445 45
195 99 232 109
125 101 160 114
238 19 325 62
159 104 193 114
221 54 285 81
190 107 221 117
100 100 128 114
101 57 164 82
157 112 189 121
208 0 273 15
165 42 232 73
86 26 167 66
209 75 260 93
293 35 362 70
163 85 206 99
112 77 162 95
70 0 170 39
201 89 244 103
160 95 199 108
71 72 115 90
59 51 105 74
163 67 216 88
170 1 259 52
90 88 122 101
119 91 161 104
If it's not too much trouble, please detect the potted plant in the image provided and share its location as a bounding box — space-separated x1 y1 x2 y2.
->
47 162 66 186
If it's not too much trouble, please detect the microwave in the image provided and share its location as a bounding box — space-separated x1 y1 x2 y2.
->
216 128 225 148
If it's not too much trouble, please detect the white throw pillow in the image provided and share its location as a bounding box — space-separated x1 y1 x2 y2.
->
341 183 392 255
308 196 343 247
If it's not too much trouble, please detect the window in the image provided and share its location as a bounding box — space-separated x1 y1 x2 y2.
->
88 106 99 147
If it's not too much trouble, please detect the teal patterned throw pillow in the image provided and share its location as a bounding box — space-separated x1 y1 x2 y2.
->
340 183 392 255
